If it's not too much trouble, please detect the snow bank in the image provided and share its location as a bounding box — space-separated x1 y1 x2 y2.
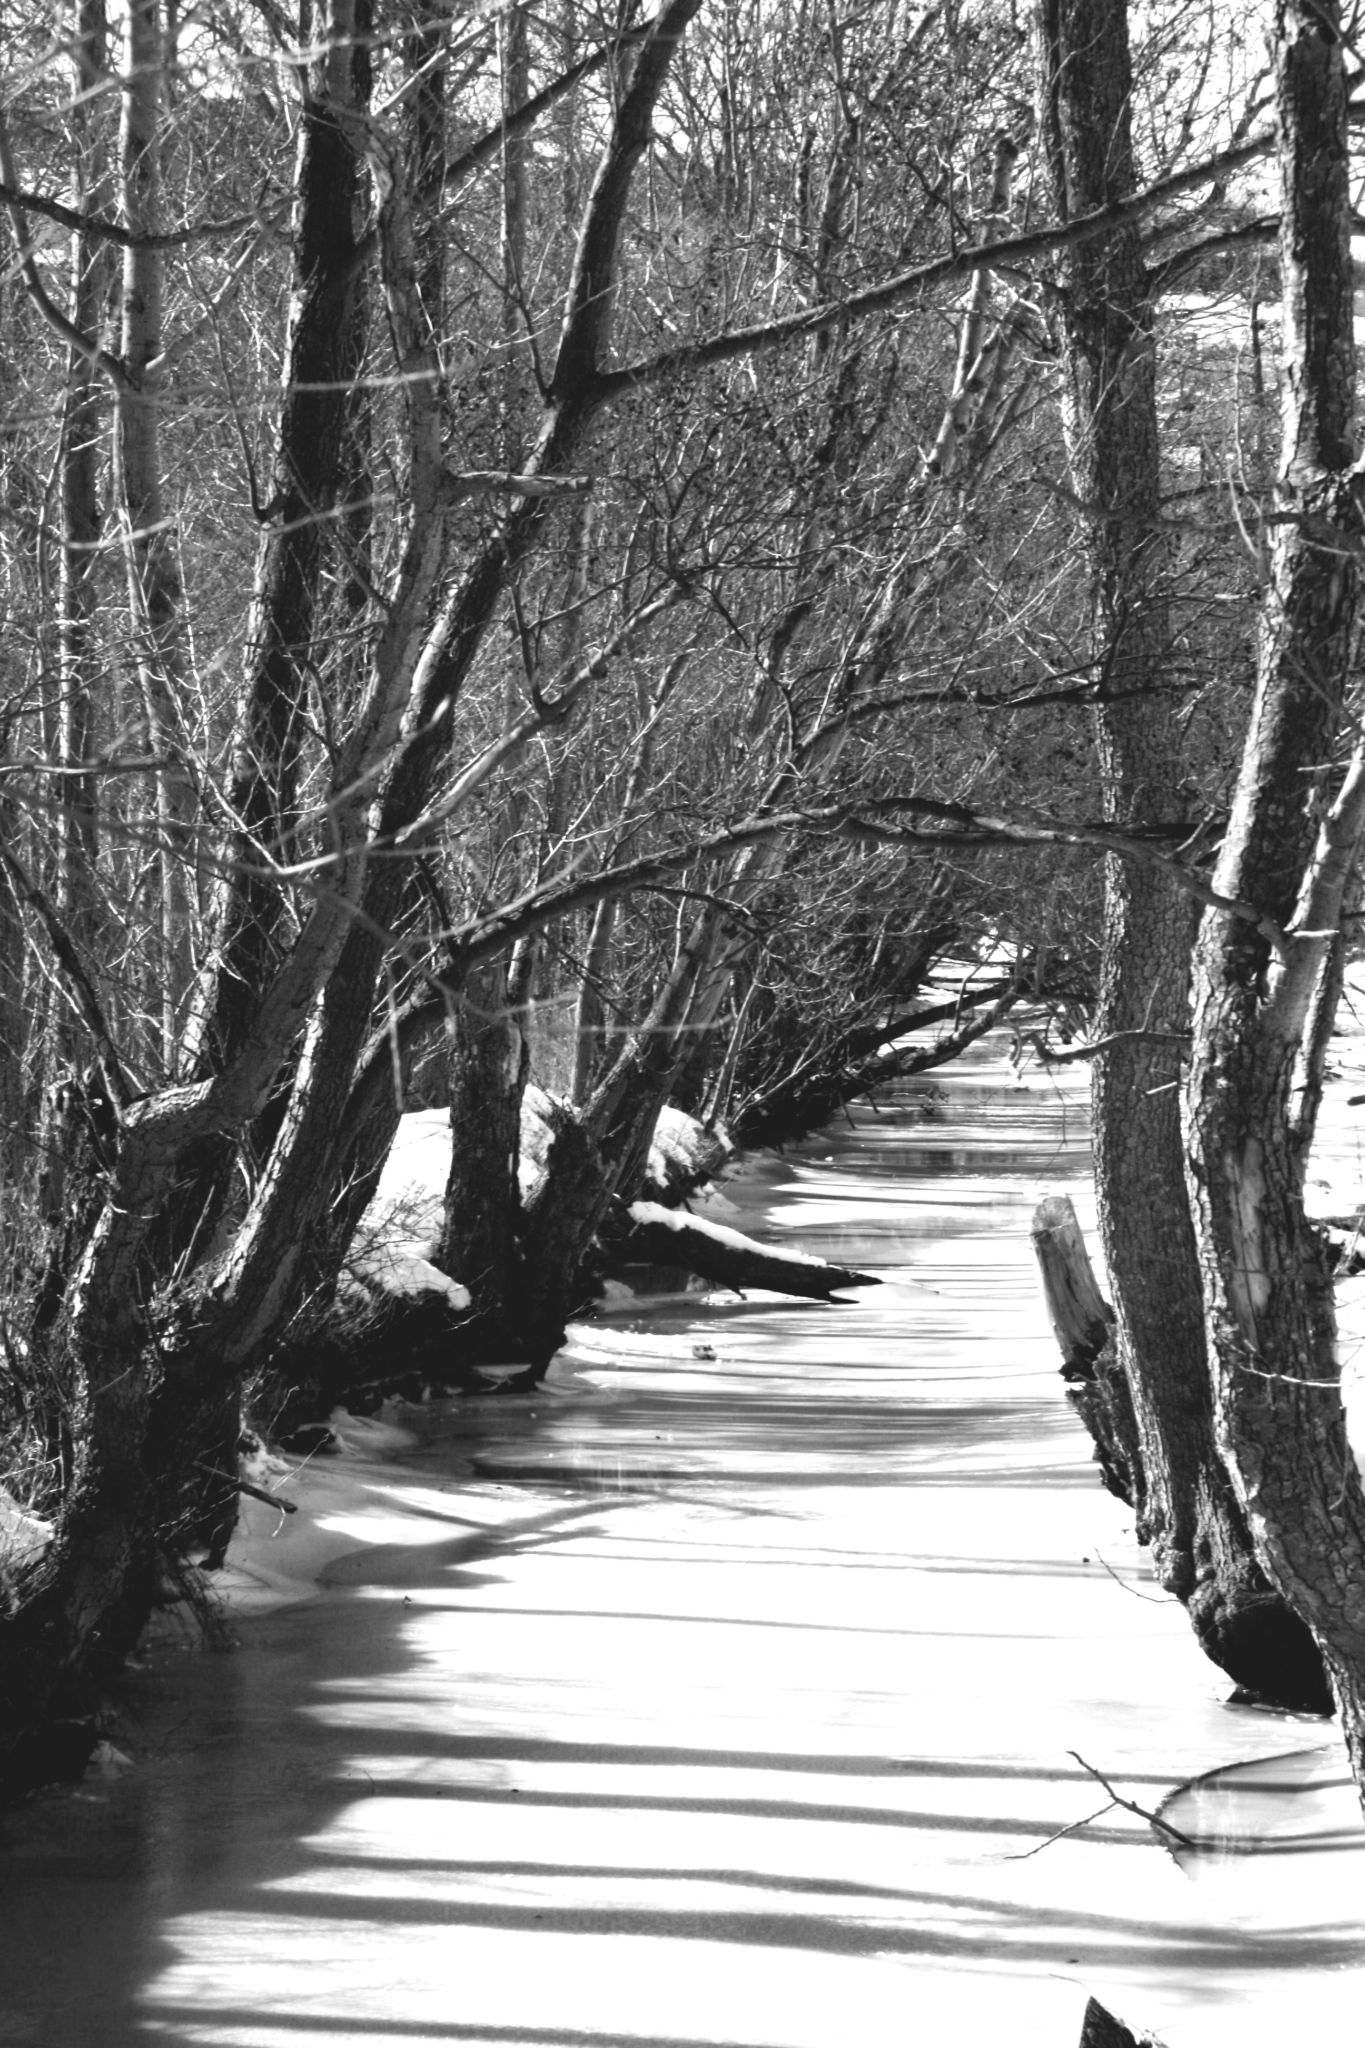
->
646 1103 735 1197
214 1408 435 1614
356 1096 731 1309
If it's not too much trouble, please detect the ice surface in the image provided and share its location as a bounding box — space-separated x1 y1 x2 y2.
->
2 1034 1364 2048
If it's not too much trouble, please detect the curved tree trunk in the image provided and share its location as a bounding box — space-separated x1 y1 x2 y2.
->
435 956 531 1361
1036 0 1325 1706
1184 0 1365 1790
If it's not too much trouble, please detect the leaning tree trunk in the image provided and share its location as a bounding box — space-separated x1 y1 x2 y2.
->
435 955 531 1362
1036 0 1326 1707
1184 0 1365 1791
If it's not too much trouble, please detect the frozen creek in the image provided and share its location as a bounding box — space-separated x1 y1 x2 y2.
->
4 1040 1365 2048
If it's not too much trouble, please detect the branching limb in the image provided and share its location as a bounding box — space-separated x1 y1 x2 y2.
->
1068 1753 1195 1848
0 107 129 390
1021 1028 1191 1065
0 179 267 249
194 1461 299 1515
596 126 1275 398
0 843 132 1110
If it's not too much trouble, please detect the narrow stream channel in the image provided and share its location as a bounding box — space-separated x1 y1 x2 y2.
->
3 1041 1364 2048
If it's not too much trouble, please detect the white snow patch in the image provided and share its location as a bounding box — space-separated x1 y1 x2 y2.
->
351 1110 468 1307
0 1487 53 1569
594 1278 640 1309
353 1247 469 1309
356 1097 729 1310
364 1108 449 1237
212 1406 442 1613
648 1103 733 1191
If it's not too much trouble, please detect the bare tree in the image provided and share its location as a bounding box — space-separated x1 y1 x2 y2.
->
1037 0 1326 1706
1183 0 1365 1785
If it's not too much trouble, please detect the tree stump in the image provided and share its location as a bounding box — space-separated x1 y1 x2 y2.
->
1078 1994 1167 2047
1031 1195 1141 1509
1030 1194 1113 1378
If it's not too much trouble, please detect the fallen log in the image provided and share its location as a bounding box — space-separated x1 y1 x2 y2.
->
617 1200 879 1302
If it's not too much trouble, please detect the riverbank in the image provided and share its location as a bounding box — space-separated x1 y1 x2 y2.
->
3 1033 1365 2048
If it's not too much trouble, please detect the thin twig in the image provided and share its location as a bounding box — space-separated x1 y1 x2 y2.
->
1092 1548 1173 1604
195 1461 299 1514
1005 1800 1116 1859
1069 1751 1195 1848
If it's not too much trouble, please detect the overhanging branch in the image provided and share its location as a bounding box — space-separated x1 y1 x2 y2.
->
594 127 1274 398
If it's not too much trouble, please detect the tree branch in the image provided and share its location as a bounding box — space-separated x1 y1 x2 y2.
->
0 179 269 250
594 128 1275 398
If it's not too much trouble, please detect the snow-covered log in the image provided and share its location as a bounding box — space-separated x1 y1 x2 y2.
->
618 1200 878 1301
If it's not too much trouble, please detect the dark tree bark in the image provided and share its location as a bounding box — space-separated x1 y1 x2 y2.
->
184 0 372 1084
1078 1998 1165 2048
1031 1195 1140 1505
435 955 531 1361
1036 0 1326 1708
1184 0 1365 1788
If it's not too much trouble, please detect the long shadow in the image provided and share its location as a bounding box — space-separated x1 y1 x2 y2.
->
253 1732 1182 1788
127 2022 842 2046
285 1773 1157 1846
353 1597 1117 1644
5 1055 1338 2047
132 1891 1365 1971
0 1496 632 2047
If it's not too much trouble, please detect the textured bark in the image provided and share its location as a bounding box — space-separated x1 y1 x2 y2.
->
1184 0 1365 1787
435 959 530 1359
1078 1999 1165 2048
205 0 709 1373
516 1098 610 1374
183 0 371 1082
1031 1195 1139 1505
0 0 724 1784
1037 0 1324 1707
0 0 385 1762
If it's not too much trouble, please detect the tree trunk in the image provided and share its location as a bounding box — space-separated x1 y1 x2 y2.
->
435 956 530 1360
1036 0 1325 1707
516 1095 610 1373
56 0 110 975
1031 1195 1139 1505
0 0 708 1787
1184 0 1365 1786
183 0 370 1085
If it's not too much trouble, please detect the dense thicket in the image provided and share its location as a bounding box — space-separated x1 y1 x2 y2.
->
1 0 1364 1807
